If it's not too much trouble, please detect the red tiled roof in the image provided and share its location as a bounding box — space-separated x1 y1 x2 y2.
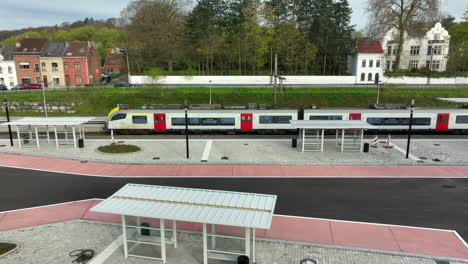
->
13 38 48 54
356 40 383 54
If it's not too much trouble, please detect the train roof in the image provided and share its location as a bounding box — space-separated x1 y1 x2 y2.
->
304 108 468 113
115 109 298 114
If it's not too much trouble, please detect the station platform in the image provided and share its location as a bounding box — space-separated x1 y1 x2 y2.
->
0 199 467 260
0 153 468 177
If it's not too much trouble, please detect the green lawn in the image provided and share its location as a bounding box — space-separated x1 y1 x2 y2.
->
2 86 468 117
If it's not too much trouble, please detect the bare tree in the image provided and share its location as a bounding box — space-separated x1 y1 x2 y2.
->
366 0 439 71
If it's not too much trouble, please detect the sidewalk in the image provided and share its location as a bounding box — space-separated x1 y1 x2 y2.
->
1 153 468 177
0 199 467 260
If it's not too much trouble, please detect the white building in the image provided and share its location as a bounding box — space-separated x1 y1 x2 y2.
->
382 22 450 72
0 46 18 89
348 40 384 84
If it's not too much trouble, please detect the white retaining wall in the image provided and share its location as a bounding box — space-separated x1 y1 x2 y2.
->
130 75 468 85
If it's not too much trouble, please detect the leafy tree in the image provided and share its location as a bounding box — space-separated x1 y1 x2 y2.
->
448 22 468 71
366 0 440 71
441 15 456 29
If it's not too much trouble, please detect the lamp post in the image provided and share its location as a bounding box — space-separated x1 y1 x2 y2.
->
40 80 48 117
209 80 212 104
406 99 415 159
185 106 189 159
120 48 131 87
375 74 381 104
3 96 13 146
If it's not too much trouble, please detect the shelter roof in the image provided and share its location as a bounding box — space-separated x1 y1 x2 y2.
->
438 98 468 104
91 184 277 229
0 117 95 126
290 120 373 129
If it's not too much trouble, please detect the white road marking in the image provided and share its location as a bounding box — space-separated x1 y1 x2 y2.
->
392 143 422 162
88 234 124 264
201 140 213 162
0 198 98 214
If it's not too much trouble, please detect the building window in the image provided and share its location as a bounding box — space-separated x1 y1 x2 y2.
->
76 74 82 84
10 82 14 87
426 60 441 70
64 62 69 70
0 78 3 84
0 67 2 73
41 62 46 71
361 73 365 81
433 46 442 55
19 63 29 69
375 73 380 82
410 46 420 55
387 46 392 55
368 73 372 81
22 77 31 84
35 77 41 84
392 48 397 55
369 60 374 68
386 61 390 70
376 60 380 68
74 62 81 70
34 63 40 72
8 66 12 73
391 61 396 70
52 63 58 72
53 77 60 85
434 34 440 40
362 60 366 68
410 60 418 69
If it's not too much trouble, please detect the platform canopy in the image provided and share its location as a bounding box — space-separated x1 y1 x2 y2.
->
438 98 468 104
290 120 373 129
0 117 95 127
92 183 276 229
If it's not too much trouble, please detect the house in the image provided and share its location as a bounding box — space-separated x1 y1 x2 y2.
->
12 38 48 85
62 41 101 86
40 42 67 88
103 53 127 74
382 22 450 71
348 40 384 84
0 46 18 88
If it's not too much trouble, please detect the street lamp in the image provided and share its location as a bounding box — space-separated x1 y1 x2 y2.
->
406 99 415 159
39 80 48 117
120 48 131 88
3 95 13 146
209 80 212 104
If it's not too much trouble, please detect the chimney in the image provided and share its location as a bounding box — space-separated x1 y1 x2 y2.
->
15 39 21 48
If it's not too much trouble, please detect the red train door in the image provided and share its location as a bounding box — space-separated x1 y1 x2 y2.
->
436 113 450 131
241 113 253 131
349 113 362 120
154 113 166 131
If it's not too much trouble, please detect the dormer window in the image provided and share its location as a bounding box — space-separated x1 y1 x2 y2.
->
79 48 85 53
67 52 72 56
23 48 28 52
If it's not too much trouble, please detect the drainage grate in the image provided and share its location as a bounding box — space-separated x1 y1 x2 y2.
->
433 144 441 146
117 141 125 144
432 158 441 162
153 157 160 160
442 185 456 189
434 260 450 264
201 160 207 162
244 143 249 146
300 259 318 264
419 157 428 160
80 160 88 163
221 156 229 160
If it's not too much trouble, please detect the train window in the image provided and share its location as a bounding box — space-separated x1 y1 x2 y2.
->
259 116 292 124
309 115 343 120
201 118 219 125
189 118 200 125
219 118 235 125
132 116 147 124
456 115 468 124
110 113 126 121
367 117 431 126
172 118 185 125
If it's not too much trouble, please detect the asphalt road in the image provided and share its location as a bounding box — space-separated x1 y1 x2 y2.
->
1 167 467 240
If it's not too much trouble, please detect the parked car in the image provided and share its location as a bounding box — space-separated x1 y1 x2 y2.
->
100 75 111 84
20 84 42 90
10 84 25 90
0 84 7 90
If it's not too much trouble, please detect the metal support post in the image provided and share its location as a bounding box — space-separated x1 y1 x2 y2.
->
360 129 364 152
34 127 40 149
211 224 216 249
245 227 251 258
72 126 77 148
335 129 339 148
185 107 189 159
160 219 166 263
203 223 208 264
41 85 48 117
172 220 177 248
121 215 128 258
341 129 345 152
321 129 325 152
54 126 58 148
252 228 256 262
406 100 415 159
209 80 212 104
301 129 305 152
3 98 13 146
65 127 68 143
81 125 85 140
16 126 21 149
46 126 50 143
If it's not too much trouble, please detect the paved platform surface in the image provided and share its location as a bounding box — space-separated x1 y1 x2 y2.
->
1 153 468 177
2 220 467 264
2 138 468 165
0 199 467 260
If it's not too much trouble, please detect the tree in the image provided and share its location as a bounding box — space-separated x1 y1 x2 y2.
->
441 15 456 29
366 0 439 71
448 22 468 72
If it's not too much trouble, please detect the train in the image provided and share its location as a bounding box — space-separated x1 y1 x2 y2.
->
106 104 468 133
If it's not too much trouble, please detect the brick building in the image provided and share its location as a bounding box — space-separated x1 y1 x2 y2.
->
103 53 127 74
13 38 48 85
63 41 101 86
